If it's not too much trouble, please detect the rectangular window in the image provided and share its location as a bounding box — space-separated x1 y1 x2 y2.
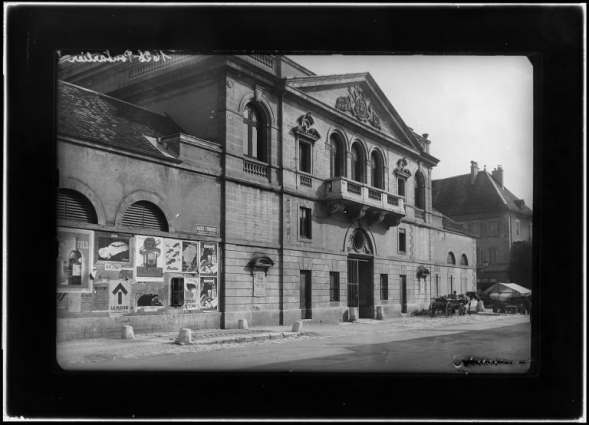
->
478 248 486 264
468 222 480 236
299 207 312 239
488 248 497 264
299 141 311 173
489 220 498 235
380 274 388 300
329 272 340 302
516 219 521 236
480 221 487 236
398 228 406 253
397 178 405 197
171 277 184 307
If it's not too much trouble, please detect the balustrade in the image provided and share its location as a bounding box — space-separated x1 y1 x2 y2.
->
347 182 362 195
243 159 268 178
300 174 312 187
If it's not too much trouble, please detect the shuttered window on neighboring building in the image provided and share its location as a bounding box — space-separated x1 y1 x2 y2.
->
446 251 456 265
460 254 469 266
56 189 97 223
122 201 168 232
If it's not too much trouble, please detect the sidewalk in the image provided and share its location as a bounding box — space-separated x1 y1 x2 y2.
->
56 310 530 367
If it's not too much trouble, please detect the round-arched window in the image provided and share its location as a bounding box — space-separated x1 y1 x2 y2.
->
460 254 469 266
446 251 456 265
243 103 266 162
56 189 97 224
122 201 168 232
351 143 365 183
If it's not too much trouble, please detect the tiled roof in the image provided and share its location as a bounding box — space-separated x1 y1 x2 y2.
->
432 171 533 217
57 80 183 159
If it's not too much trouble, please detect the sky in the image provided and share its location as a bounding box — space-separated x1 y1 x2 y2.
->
289 55 534 207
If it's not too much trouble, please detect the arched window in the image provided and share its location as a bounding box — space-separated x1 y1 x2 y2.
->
414 171 426 210
446 251 456 265
329 133 345 178
370 151 384 189
242 103 266 162
56 189 97 224
122 201 168 232
460 254 469 266
351 142 365 183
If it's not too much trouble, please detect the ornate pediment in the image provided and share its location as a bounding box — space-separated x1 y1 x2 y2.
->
335 86 381 130
292 112 321 142
394 157 412 178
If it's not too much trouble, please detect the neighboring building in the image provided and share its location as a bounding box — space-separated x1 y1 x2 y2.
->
432 161 533 292
56 53 477 340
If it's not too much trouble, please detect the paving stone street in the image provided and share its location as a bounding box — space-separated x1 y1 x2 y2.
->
57 310 530 367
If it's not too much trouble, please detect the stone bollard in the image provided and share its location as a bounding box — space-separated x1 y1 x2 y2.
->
238 319 249 329
376 306 384 320
291 321 304 333
121 325 134 339
349 307 358 322
177 328 192 344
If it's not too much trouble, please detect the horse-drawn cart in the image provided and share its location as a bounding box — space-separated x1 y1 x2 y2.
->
429 292 480 317
429 294 468 317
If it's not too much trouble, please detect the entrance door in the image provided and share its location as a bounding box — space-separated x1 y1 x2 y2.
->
348 258 373 319
300 271 312 319
400 275 407 313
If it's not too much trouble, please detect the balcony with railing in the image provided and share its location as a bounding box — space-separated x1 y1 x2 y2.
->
243 158 268 178
324 177 405 227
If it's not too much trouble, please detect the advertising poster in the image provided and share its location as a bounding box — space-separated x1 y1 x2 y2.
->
182 241 199 273
56 228 93 290
109 280 131 315
200 277 218 311
199 243 218 276
164 238 182 273
135 236 164 280
95 232 132 267
184 277 199 310
253 270 266 297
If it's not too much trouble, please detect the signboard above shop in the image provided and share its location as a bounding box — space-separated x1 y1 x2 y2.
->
195 225 218 236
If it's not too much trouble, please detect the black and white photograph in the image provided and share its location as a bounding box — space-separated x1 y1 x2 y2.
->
5 4 584 422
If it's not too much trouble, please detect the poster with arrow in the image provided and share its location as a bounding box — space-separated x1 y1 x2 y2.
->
109 280 131 314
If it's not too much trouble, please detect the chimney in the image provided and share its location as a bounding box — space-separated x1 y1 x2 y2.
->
422 133 429 139
470 161 479 184
492 165 504 189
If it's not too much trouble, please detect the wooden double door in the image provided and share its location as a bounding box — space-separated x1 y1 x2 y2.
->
347 257 373 318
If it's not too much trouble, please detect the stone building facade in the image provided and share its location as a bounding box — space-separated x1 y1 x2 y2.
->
432 161 533 291
56 53 476 340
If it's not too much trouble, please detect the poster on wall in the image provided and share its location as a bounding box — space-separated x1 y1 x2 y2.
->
133 281 166 312
199 243 218 276
56 228 93 290
164 238 182 273
135 236 164 280
253 270 266 297
182 241 199 273
200 277 218 311
184 277 199 310
109 279 131 315
95 232 132 267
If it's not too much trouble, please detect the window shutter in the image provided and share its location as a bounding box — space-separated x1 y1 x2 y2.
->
460 254 468 266
122 201 168 231
446 252 456 265
56 189 97 223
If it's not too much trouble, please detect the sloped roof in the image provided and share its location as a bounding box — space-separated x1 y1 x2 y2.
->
432 171 533 217
57 80 184 159
441 214 476 237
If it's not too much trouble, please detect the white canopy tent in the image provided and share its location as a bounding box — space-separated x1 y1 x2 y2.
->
483 282 531 302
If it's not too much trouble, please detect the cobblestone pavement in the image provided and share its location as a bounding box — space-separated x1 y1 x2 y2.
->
58 311 529 366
